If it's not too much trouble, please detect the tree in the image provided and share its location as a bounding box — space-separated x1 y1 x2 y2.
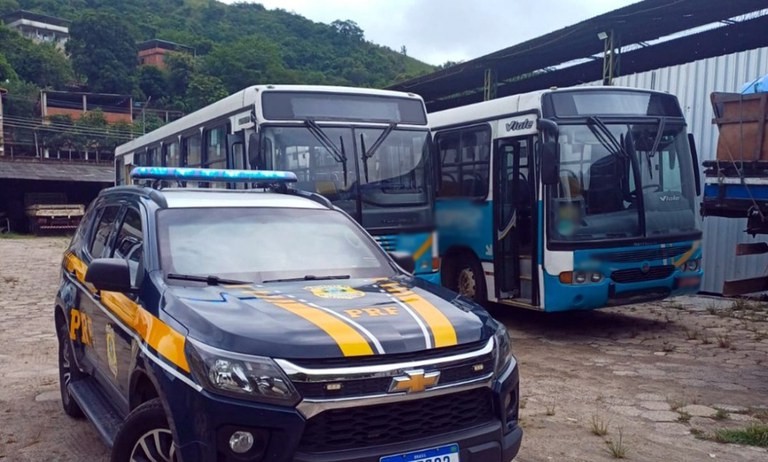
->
67 12 138 94
185 74 228 111
165 52 197 101
138 65 167 101
203 37 287 92
0 53 17 82
331 20 364 42
0 25 74 88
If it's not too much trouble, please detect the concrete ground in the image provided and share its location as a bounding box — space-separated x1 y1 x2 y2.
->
0 237 766 461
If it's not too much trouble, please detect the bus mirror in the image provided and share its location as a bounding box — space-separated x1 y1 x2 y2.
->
541 141 559 185
688 133 701 196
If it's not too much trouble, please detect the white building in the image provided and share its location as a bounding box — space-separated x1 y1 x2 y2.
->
2 10 70 51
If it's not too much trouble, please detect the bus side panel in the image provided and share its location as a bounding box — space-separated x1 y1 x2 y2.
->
435 199 494 263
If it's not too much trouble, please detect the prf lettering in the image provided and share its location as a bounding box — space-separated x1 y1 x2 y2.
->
345 307 399 318
69 308 93 345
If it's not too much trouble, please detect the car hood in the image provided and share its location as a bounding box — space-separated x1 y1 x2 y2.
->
163 277 495 359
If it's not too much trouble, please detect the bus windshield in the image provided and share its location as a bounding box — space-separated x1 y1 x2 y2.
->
549 122 698 242
261 125 430 215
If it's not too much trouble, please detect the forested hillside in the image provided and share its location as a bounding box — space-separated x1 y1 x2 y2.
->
0 0 433 116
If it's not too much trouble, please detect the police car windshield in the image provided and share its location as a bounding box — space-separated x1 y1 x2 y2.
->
156 207 396 283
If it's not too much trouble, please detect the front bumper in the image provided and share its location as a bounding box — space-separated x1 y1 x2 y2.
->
154 362 522 462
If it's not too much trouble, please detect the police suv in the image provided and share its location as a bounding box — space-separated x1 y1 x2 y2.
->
55 167 522 462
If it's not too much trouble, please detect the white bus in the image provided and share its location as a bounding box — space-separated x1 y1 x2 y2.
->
115 85 440 283
430 86 703 311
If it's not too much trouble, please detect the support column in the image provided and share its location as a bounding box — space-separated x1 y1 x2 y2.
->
484 67 497 101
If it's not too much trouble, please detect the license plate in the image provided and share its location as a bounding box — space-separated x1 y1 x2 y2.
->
380 443 460 462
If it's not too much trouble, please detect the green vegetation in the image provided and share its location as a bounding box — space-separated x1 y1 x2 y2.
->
0 0 434 152
714 424 768 447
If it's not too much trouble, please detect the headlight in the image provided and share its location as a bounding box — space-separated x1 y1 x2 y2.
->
684 259 701 272
493 325 515 374
185 338 300 406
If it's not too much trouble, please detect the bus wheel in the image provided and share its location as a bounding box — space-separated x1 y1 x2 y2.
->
455 258 486 303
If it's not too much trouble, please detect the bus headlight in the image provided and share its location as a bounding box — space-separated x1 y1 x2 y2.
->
684 259 701 272
186 338 300 405
494 325 515 374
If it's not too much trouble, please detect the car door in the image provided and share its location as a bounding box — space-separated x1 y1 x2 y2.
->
107 204 146 401
78 204 123 387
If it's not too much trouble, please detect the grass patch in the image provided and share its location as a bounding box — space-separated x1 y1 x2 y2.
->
0 232 30 239
606 427 628 458
545 402 557 416
714 409 730 421
716 334 732 349
591 413 610 436
677 411 692 423
713 424 768 448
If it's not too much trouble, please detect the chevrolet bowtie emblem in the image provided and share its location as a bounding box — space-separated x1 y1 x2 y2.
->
389 369 441 394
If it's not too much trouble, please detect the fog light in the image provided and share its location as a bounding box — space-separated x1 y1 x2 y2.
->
574 271 587 284
229 431 254 454
590 272 603 283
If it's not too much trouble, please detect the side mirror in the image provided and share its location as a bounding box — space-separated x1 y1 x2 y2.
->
388 251 415 274
688 133 701 196
541 140 560 185
85 258 134 293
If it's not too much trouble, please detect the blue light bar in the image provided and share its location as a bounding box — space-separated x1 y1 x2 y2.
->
130 167 297 183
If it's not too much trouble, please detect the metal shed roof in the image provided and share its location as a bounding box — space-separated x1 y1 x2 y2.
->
390 0 768 111
0 160 113 183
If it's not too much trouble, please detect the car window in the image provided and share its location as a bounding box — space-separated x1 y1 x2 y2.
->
113 207 144 287
156 207 395 282
89 206 121 259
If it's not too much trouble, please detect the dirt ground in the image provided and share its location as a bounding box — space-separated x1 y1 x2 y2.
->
0 237 766 461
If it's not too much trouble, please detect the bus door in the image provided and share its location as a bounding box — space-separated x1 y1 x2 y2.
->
494 136 535 303
227 131 247 189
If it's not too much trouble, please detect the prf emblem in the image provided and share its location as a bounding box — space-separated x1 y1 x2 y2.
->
69 308 93 345
307 285 365 300
389 369 441 394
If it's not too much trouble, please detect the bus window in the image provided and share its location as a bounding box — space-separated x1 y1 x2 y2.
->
166 141 180 167
184 133 202 167
436 126 490 198
147 146 161 166
205 125 227 169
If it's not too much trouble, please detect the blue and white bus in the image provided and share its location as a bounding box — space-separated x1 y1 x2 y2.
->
115 85 440 283
430 86 703 311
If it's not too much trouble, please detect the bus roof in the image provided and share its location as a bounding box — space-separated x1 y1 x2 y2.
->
427 85 674 130
116 85 425 157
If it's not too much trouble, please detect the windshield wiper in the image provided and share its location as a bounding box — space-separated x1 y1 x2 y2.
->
360 123 397 183
262 274 351 283
645 118 666 180
304 119 348 186
167 273 252 286
587 116 628 159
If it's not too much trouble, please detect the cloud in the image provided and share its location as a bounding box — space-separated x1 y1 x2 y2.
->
222 0 638 65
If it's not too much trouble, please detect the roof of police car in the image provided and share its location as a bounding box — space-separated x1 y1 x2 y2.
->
108 186 328 210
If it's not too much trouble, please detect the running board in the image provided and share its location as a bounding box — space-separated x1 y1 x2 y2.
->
68 378 123 447
723 276 768 296
736 242 768 256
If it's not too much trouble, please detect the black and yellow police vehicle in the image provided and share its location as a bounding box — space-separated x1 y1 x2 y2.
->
55 167 522 462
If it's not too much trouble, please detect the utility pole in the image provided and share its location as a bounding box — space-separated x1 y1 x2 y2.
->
142 96 152 135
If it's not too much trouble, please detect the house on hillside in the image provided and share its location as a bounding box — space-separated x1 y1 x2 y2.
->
1 10 70 51
138 39 194 69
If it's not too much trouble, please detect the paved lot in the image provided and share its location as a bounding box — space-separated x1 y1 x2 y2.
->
0 237 766 461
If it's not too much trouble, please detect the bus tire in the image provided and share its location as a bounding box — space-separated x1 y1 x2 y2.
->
449 255 487 304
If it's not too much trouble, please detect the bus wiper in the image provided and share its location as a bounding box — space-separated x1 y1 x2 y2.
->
167 273 252 286
262 274 351 283
587 116 628 159
304 119 348 186
645 118 666 180
360 123 397 183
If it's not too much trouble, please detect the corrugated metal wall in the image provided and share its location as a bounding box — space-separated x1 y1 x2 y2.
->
590 47 768 293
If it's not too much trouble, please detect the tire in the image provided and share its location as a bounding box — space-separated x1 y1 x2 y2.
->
58 321 85 419
450 255 487 304
111 399 178 462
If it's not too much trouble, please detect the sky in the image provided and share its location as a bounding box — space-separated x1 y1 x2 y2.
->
221 0 639 65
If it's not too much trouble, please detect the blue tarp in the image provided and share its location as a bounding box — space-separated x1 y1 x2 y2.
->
741 73 768 94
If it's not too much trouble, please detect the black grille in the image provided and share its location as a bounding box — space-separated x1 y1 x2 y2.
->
611 265 675 283
293 358 494 399
298 388 494 453
594 246 689 263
